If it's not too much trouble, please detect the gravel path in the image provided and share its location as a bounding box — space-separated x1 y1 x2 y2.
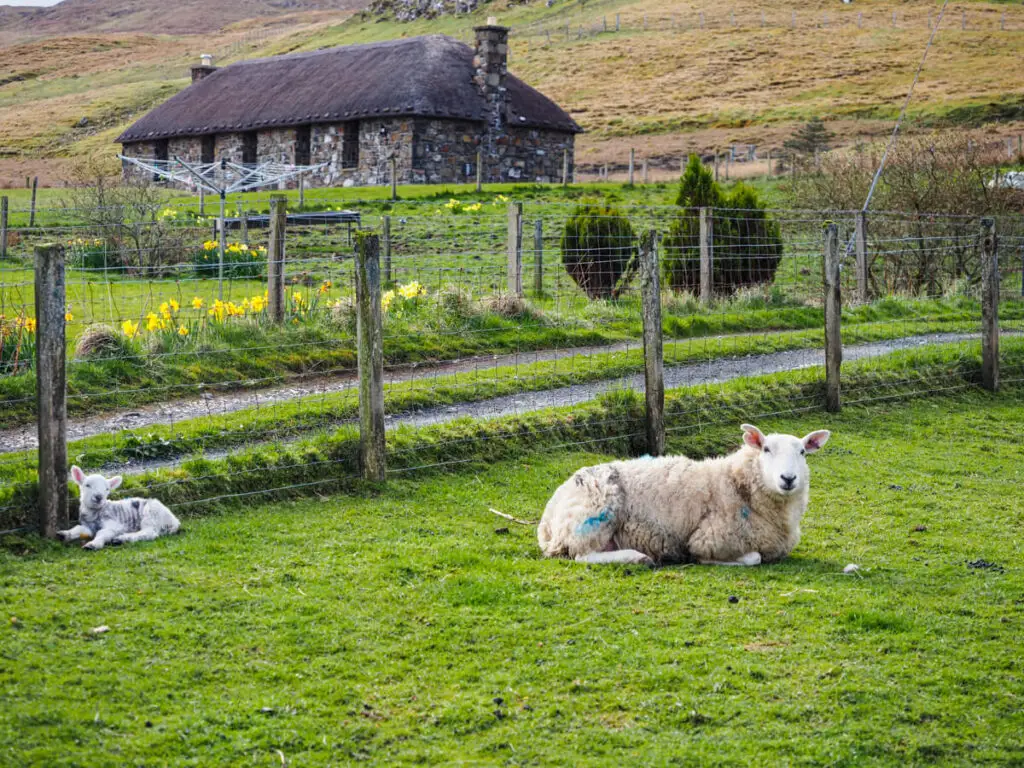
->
59 330 979 477
0 340 640 455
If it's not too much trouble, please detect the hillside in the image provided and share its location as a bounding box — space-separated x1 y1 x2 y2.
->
0 0 365 39
1 0 1022 186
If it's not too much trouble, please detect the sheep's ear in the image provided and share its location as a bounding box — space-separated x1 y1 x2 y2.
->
802 430 831 454
107 475 123 491
71 466 85 484
741 423 765 449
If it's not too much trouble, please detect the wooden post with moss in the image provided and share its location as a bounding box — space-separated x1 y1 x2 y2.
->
355 232 386 481
824 223 842 412
35 243 68 537
266 195 287 323
533 219 543 296
237 202 248 246
29 177 38 228
562 149 569 186
699 207 713 304
628 148 635 185
507 201 523 297
980 217 999 392
382 214 392 285
640 230 665 456
855 212 869 304
0 196 7 260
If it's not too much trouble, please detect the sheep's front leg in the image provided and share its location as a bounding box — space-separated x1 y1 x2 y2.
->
700 552 762 567
576 549 654 566
112 529 160 545
82 526 123 551
57 525 93 543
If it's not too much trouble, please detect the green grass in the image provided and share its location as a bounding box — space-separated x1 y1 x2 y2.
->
2 391 1023 764
0 308 1005 480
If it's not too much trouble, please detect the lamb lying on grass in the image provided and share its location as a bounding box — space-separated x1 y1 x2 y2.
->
58 466 180 550
538 424 830 566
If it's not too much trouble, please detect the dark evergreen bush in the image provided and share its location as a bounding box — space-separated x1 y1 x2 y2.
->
663 156 783 295
560 203 636 299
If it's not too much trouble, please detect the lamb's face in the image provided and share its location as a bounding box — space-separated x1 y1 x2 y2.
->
70 465 122 511
741 424 830 496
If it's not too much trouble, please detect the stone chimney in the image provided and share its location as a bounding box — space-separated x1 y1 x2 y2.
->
473 18 509 134
191 54 217 84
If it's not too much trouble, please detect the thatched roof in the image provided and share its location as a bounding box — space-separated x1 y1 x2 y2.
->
117 35 581 143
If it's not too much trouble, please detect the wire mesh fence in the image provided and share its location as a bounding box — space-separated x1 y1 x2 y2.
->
2 193 1022 534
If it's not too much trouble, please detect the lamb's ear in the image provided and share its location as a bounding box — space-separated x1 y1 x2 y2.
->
71 465 85 484
107 475 123 491
741 423 765 449
802 430 831 454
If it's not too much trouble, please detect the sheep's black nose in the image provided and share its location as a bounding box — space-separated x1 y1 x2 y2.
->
92 495 103 504
780 474 797 488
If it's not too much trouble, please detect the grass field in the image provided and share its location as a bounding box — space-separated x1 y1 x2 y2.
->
2 391 1023 764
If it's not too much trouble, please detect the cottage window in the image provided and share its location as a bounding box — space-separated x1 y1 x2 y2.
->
153 139 169 181
295 125 311 166
342 122 359 169
201 135 215 164
241 132 258 166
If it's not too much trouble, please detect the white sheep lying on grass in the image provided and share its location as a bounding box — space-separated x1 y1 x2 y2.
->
58 466 180 550
538 424 830 566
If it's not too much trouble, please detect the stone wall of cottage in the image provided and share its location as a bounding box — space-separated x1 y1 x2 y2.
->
121 119 575 189
120 141 156 184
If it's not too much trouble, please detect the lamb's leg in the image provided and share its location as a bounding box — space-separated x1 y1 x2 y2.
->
82 526 123 551
112 528 160 545
57 525 93 543
700 552 762 567
576 549 654 566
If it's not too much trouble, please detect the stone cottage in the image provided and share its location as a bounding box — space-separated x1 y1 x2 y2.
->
116 25 581 187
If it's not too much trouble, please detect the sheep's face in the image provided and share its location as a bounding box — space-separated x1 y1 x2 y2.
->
741 424 830 496
70 465 122 512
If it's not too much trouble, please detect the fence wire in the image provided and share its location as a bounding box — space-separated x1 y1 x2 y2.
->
2 195 1022 531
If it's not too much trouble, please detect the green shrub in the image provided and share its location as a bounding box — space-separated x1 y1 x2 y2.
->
560 203 636 299
663 156 783 296
67 238 120 274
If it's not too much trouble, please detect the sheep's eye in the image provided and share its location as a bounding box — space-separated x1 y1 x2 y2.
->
800 449 806 456
763 447 770 453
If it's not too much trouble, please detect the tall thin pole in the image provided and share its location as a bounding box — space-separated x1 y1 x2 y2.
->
218 192 226 301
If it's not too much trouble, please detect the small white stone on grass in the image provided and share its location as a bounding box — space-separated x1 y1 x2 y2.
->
843 563 860 574
91 625 110 634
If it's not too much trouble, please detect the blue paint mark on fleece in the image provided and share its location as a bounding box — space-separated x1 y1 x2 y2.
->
576 507 613 535
740 506 751 520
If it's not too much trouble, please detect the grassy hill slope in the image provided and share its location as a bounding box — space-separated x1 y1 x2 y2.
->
1 0 1022 185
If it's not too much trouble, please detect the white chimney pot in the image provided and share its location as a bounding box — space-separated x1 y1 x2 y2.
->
487 16 497 25
200 54 214 67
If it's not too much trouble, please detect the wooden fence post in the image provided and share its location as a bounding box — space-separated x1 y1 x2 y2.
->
507 202 523 297
765 149 771 180
639 230 665 457
713 153 719 182
628 148 635 185
355 233 386 482
382 214 392 285
0 196 7 260
476 148 483 192
29 176 38 228
199 187 205 216
562 148 569 186
642 159 649 184
855 211 869 303
699 206 713 304
390 157 397 201
237 201 249 246
34 244 68 538
266 194 287 323
298 174 305 209
824 223 842 413
533 218 543 296
980 217 999 392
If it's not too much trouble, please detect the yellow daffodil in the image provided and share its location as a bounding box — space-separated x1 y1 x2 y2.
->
122 319 139 337
398 281 426 300
192 297 204 310
381 290 395 312
177 325 189 337
65 312 74 322
146 313 161 332
169 299 180 313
